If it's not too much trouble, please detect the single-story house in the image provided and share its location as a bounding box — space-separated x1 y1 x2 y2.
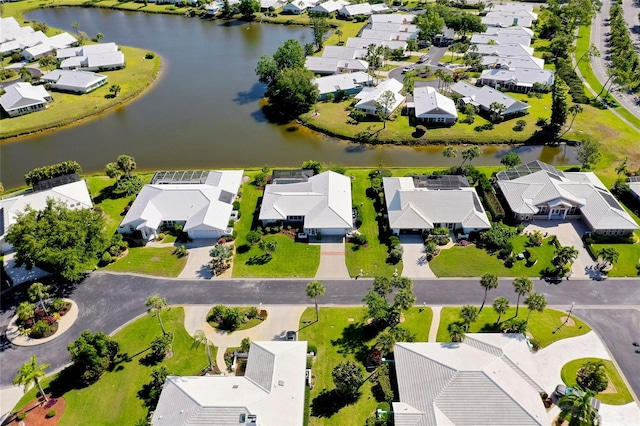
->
41 69 108 94
1 17 33 43
152 341 307 426
470 33 531 47
260 0 286 10
393 334 548 426
345 37 406 52
628 176 640 202
359 29 415 42
383 175 491 235
483 3 534 14
305 56 368 75
482 10 537 28
481 55 545 71
370 13 416 25
22 43 55 62
61 51 125 71
118 170 244 241
0 179 93 253
0 82 53 118
57 42 118 60
483 25 534 38
309 0 349 14
321 45 367 60
314 71 370 99
282 0 317 14
47 32 77 49
338 2 388 18
496 161 639 236
478 68 555 92
354 78 403 116
370 23 418 34
451 81 530 118
473 43 534 57
259 170 353 236
0 30 48 55
409 86 458 125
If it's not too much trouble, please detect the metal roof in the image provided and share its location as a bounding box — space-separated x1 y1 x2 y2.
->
150 170 210 185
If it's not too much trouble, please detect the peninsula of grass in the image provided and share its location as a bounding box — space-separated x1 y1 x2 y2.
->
207 306 264 332
436 307 591 348
429 235 556 277
11 307 212 425
103 246 188 277
560 357 634 405
590 243 640 277
0 46 160 140
298 306 432 426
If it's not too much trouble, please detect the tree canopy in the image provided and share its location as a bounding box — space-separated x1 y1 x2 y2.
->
332 361 363 398
68 330 120 383
265 67 319 121
6 199 108 281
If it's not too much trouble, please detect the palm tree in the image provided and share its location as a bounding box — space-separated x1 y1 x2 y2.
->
14 355 50 403
597 247 619 270
448 322 465 342
193 330 214 373
492 296 509 325
441 73 454 95
615 158 629 177
443 146 457 166
512 277 533 318
524 292 547 322
434 68 445 91
489 102 506 122
572 44 599 73
145 294 168 335
109 84 121 97
306 280 326 322
27 282 51 315
459 305 479 331
376 331 396 355
461 146 481 167
559 386 601 426
553 246 579 272
478 273 498 313
335 29 343 44
559 104 584 139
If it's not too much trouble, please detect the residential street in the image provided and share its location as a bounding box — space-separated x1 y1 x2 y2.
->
1 272 638 394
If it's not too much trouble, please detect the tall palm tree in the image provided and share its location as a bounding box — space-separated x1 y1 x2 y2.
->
461 146 481 167
559 386 601 426
459 305 479 331
479 273 498 313
512 277 533 318
435 68 445 91
306 280 326 322
492 297 509 325
441 73 454 95
14 355 50 403
448 322 465 342
145 294 168 335
376 331 396 355
443 146 458 166
553 246 579 271
597 247 620 270
559 104 583 138
193 330 214 373
27 282 51 315
524 292 547 322
335 29 343 44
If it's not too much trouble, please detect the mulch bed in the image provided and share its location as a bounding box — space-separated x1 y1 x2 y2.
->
5 396 66 426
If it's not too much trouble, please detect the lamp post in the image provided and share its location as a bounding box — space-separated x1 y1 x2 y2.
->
553 302 575 334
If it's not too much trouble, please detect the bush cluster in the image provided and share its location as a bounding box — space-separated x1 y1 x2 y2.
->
478 223 515 253
24 161 82 187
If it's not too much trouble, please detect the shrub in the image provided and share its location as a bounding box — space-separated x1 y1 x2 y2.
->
526 252 538 267
145 52 155 59
516 224 525 234
373 364 394 403
246 230 262 244
513 120 527 131
308 344 318 355
208 305 228 323
577 361 608 393
101 252 113 265
389 246 403 263
352 233 368 246
232 200 241 210
46 410 56 418
172 245 188 258
388 236 401 248
240 337 251 353
246 306 259 319
30 320 51 338
528 230 543 246
150 332 173 361
479 223 515 252
51 298 66 312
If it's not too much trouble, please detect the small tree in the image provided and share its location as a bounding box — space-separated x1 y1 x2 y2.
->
238 0 260 20
13 355 50 402
524 292 547 322
492 296 510 325
376 90 396 129
443 146 457 165
145 295 168 335
310 15 330 52
194 330 214 372
149 332 173 361
597 247 619 270
27 282 51 315
448 322 466 342
301 160 323 175
109 84 121 97
335 29 343 44
68 331 120 383
512 277 532 317
489 102 506 123
478 273 498 313
145 366 170 408
576 136 602 170
332 361 363 398
500 152 521 169
558 386 601 426
461 146 481 167
459 305 479 331
576 361 608 393
306 280 326 322
241 337 252 353
210 244 232 275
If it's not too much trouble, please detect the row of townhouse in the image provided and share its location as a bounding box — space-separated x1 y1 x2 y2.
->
0 17 76 60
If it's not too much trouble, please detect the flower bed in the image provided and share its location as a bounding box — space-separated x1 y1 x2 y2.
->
17 299 72 339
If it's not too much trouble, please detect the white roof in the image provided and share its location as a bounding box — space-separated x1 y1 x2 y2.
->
259 171 353 230
629 180 640 200
370 13 416 24
41 69 108 89
450 82 530 115
470 33 531 47
354 78 404 113
346 37 406 50
283 0 316 11
1 181 93 239
475 43 534 57
484 3 533 13
482 26 534 38
60 56 84 69
482 15 534 29
479 68 555 87
314 71 370 95
383 176 490 230
310 0 349 13
47 32 77 49
339 2 388 16
305 56 368 74
496 162 639 231
23 43 54 58
393 335 548 426
481 55 544 70
152 341 307 426
0 17 28 43
119 170 244 234
57 42 118 59
86 51 125 68
322 45 367 60
413 86 458 119
0 82 51 113
370 23 418 34
360 29 414 41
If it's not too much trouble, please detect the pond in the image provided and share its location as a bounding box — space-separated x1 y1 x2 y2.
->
1 8 576 188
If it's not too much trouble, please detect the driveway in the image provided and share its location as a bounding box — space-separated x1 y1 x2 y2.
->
400 234 435 278
524 220 597 279
312 236 349 279
176 239 218 279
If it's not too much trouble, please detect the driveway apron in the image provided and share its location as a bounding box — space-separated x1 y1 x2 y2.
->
313 236 350 279
400 234 435 278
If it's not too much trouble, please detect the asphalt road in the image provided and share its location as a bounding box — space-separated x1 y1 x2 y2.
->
591 0 640 119
1 272 639 389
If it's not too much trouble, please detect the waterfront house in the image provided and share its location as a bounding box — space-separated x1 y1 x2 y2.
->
478 68 555 93
313 71 370 99
0 82 52 118
41 69 108 94
451 81 530 118
305 56 368 75
408 86 459 125
354 78 403 116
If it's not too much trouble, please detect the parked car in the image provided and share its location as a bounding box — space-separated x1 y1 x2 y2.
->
286 330 297 341
417 55 430 63
554 384 601 411
545 276 563 284
402 66 414 73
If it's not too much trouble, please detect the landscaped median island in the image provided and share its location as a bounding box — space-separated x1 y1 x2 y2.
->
560 357 634 405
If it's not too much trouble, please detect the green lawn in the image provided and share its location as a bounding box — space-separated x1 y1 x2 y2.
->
86 175 137 237
590 243 640 277
346 169 401 278
429 235 556 277
560 358 634 405
298 306 432 426
12 307 212 425
104 246 187 277
0 46 160 139
436 307 591 348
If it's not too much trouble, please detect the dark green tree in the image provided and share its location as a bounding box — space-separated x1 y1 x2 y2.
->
478 273 498 313
577 361 608 393
238 0 260 20
265 67 319 120
551 78 569 130
272 39 306 70
576 136 602 170
558 386 601 426
68 330 120 383
332 361 363 398
512 277 533 317
310 15 330 52
500 152 521 169
492 296 510 325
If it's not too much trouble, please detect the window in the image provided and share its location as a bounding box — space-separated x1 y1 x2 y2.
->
569 206 576 214
538 206 547 214
239 414 246 423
